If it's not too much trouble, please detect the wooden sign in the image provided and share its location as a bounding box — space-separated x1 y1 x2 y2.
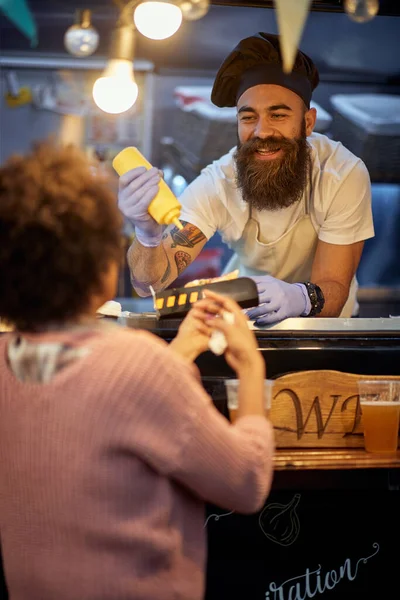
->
270 371 400 448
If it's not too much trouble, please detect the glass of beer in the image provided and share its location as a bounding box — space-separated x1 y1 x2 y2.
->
358 380 400 453
225 379 274 423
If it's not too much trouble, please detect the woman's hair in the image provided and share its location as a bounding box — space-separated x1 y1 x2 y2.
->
0 141 123 331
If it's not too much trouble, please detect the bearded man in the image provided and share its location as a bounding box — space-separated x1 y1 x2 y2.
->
118 33 374 324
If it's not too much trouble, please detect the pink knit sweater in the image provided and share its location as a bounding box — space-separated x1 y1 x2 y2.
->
0 326 274 600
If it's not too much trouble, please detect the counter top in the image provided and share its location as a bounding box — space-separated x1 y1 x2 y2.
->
118 310 400 338
251 316 400 333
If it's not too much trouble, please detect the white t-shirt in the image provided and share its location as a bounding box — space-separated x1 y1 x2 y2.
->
179 132 375 249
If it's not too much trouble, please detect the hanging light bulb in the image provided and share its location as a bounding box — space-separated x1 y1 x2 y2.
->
179 0 210 21
93 22 138 114
134 1 183 40
344 0 379 23
93 59 138 114
64 9 99 57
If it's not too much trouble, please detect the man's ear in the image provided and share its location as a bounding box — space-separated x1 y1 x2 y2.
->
305 107 317 136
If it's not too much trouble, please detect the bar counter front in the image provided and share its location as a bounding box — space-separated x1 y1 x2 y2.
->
121 314 400 599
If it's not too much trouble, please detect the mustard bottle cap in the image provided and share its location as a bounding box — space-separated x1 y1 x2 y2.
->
173 218 184 230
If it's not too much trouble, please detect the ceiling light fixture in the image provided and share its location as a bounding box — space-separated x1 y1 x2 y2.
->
93 16 138 114
344 0 380 23
93 0 210 114
133 0 210 40
64 9 99 57
134 1 182 40
179 0 210 21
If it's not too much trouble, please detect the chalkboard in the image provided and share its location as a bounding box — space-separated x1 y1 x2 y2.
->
205 489 399 599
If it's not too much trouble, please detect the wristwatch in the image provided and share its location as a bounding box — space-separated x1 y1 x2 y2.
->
302 281 325 317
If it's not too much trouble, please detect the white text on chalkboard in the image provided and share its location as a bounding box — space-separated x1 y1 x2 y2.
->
265 542 380 599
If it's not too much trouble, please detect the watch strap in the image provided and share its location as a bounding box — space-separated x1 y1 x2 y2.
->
302 281 325 317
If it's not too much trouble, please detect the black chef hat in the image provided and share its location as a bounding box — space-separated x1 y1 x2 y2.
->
211 32 319 109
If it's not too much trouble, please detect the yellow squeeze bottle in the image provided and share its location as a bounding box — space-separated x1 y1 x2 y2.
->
112 147 183 230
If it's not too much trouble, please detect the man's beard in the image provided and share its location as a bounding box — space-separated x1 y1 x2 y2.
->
234 123 311 212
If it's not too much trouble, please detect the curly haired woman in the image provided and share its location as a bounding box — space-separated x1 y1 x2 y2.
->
0 142 274 600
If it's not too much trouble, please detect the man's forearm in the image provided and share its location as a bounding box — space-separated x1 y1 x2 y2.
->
127 239 174 297
127 221 207 297
315 280 349 317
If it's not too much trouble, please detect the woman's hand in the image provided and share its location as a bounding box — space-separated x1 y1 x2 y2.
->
170 289 265 378
169 298 217 362
203 290 265 377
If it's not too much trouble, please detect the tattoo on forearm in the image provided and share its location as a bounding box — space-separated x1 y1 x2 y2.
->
160 256 171 283
170 221 206 249
175 251 191 275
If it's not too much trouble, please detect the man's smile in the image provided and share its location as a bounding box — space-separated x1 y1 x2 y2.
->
254 148 283 161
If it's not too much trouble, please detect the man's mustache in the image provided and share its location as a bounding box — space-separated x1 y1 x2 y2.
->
238 136 297 156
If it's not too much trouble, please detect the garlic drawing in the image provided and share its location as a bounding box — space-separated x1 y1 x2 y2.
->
259 493 301 546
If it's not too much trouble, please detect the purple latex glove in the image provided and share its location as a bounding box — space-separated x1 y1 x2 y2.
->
118 166 162 247
246 275 311 325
